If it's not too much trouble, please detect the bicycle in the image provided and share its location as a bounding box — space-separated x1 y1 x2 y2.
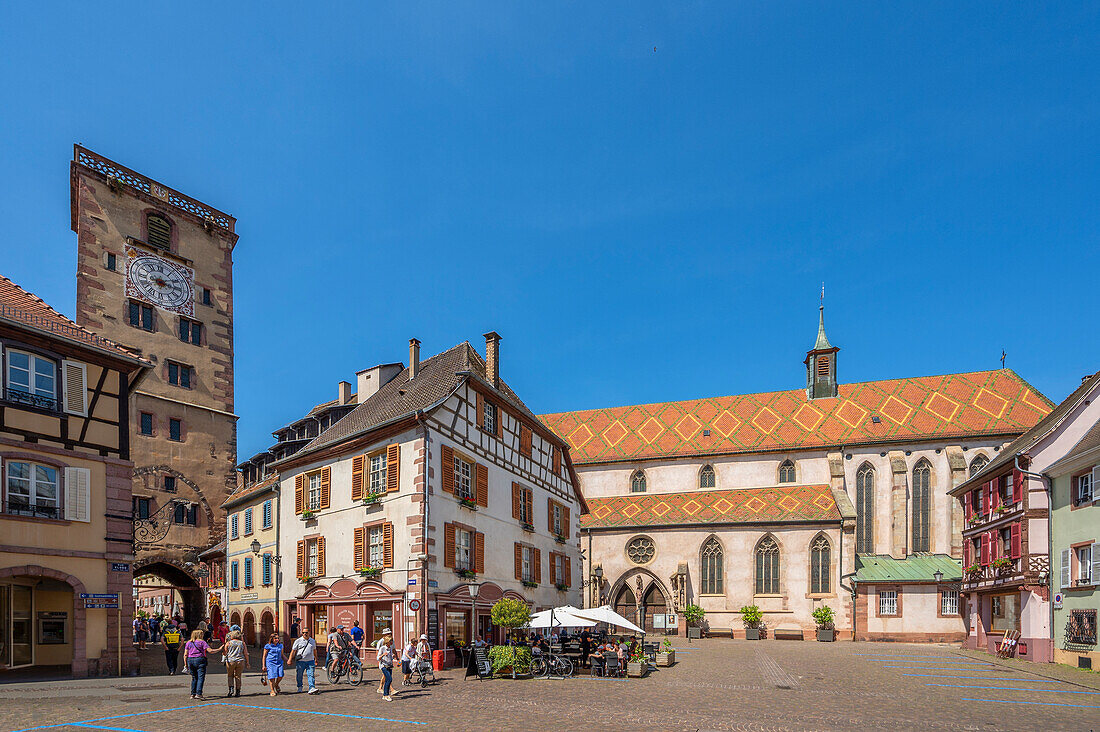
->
531 652 573 678
325 649 363 685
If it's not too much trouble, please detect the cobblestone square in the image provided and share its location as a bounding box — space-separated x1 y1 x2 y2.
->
2 641 1098 731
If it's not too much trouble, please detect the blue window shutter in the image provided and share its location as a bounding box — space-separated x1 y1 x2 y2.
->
231 561 239 590
244 557 253 588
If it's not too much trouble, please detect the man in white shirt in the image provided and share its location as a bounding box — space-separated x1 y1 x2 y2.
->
288 628 320 694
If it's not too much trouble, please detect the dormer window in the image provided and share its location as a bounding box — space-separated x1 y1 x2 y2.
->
147 213 171 250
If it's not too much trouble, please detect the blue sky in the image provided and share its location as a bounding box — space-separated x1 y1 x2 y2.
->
2 3 1098 460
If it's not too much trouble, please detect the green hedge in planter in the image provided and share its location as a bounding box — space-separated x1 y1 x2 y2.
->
487 645 532 676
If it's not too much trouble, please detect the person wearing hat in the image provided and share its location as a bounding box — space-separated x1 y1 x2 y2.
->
375 630 396 701
400 633 417 686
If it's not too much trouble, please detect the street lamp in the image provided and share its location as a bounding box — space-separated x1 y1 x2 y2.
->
250 539 261 556
933 569 943 584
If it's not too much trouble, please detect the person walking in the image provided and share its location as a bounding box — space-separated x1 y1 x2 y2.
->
289 616 300 640
162 624 183 674
400 633 416 686
221 629 248 698
136 618 149 650
288 627 319 694
183 629 220 699
149 615 160 644
261 633 285 696
375 632 395 702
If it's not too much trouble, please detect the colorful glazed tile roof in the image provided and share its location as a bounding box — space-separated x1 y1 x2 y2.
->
580 484 841 529
542 370 1053 465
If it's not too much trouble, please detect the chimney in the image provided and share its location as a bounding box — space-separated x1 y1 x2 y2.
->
484 331 501 388
409 339 421 380
338 380 353 405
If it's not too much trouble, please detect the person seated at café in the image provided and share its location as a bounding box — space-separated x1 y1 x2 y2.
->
627 635 639 659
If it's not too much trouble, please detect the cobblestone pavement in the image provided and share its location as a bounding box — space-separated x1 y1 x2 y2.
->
1 641 1098 731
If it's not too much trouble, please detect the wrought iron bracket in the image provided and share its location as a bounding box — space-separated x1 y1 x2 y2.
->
133 498 188 551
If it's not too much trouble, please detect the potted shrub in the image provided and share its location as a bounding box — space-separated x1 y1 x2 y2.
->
459 497 478 511
361 492 383 509
626 646 648 677
656 638 676 666
359 566 381 579
740 605 764 640
490 598 532 678
812 605 835 642
683 603 705 639
300 509 315 521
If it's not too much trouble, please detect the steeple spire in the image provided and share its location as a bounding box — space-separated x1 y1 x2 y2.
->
804 289 839 399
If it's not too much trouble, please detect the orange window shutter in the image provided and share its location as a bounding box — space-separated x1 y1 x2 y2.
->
547 498 555 533
525 490 533 523
512 482 521 520
496 408 503 438
563 506 571 536
564 556 572 587
476 392 485 429
387 443 400 493
514 543 523 580
476 463 489 508
521 426 531 457
444 523 456 568
552 447 561 475
353 527 365 571
317 536 326 576
474 531 485 574
296 540 305 579
319 468 331 510
295 474 305 515
382 522 394 568
533 548 541 584
351 455 365 501
441 445 455 494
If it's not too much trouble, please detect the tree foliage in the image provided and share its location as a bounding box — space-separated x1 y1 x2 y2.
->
490 597 532 630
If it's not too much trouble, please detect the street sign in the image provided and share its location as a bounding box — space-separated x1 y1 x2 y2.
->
197 568 209 578
1054 592 1064 609
80 593 120 599
85 602 119 609
427 580 438 588
408 599 421 612
408 578 417 585
110 563 130 573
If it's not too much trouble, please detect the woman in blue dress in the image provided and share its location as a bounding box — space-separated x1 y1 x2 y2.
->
261 633 285 696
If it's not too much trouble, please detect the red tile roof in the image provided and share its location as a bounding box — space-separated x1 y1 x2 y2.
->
581 484 841 529
222 474 279 510
0 275 147 364
543 370 1053 465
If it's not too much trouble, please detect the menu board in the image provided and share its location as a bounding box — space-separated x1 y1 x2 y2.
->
428 609 439 648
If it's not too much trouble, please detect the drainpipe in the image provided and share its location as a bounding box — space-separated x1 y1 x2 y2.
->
415 411 430 643
1014 454 1053 659
273 483 281 640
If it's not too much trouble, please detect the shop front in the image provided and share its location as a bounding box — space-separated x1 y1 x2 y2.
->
290 578 404 661
431 582 528 667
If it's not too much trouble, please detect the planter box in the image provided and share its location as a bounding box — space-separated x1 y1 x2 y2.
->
655 651 675 666
687 627 702 639
816 629 835 642
626 661 648 677
745 628 761 640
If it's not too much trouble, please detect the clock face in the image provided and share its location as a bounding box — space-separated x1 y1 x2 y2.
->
127 255 193 309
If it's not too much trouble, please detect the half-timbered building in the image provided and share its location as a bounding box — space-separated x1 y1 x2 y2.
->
0 276 150 676
271 334 585 665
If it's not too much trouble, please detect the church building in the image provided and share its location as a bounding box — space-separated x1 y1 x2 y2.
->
541 307 1053 640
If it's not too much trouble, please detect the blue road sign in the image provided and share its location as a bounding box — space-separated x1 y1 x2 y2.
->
80 593 120 599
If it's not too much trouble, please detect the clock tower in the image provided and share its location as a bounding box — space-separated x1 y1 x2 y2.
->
71 146 238 622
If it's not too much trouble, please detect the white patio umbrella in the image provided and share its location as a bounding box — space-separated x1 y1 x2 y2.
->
571 605 645 635
527 606 596 629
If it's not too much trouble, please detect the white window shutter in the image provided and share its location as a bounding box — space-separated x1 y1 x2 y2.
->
61 360 88 416
1092 466 1100 502
1060 548 1071 590
0 342 4 391
64 467 91 522
1091 543 1100 584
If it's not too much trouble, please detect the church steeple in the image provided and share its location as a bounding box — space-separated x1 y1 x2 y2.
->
805 301 839 399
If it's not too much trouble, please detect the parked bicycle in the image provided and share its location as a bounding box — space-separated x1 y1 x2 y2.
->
531 651 573 678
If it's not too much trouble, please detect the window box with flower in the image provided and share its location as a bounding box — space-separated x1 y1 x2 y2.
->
992 557 1014 574
361 492 383 510
459 498 478 512
301 575 315 585
300 509 315 521
554 534 567 545
964 564 982 579
455 568 477 580
554 582 569 592
520 522 534 533
359 566 382 578
521 580 538 589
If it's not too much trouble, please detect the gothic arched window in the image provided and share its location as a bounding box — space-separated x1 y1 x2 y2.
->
146 213 172 250
810 534 831 594
700 537 723 594
778 460 796 484
754 536 780 595
911 459 932 552
969 454 989 478
855 463 875 554
630 470 647 493
699 465 716 489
